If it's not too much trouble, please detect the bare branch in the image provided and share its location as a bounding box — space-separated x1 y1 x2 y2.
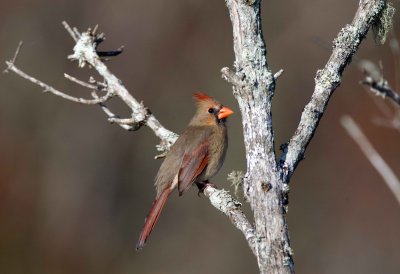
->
90 92 135 131
203 186 257 255
358 59 400 105
223 1 385 272
66 29 178 146
4 61 112 104
357 34 400 133
62 21 79 42
108 117 136 125
64 73 98 90
3 41 23 73
360 34 400 102
341 115 400 205
5 22 255 252
281 0 386 181
274 69 284 80
224 1 290 272
362 78 400 105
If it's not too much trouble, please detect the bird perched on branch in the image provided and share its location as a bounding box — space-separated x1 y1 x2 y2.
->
136 92 234 250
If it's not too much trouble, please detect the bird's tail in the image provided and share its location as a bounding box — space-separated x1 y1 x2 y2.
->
136 188 172 250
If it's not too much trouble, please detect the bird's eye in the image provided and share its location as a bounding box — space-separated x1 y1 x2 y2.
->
208 108 214 113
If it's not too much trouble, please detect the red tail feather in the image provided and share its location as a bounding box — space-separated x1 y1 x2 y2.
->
136 188 171 250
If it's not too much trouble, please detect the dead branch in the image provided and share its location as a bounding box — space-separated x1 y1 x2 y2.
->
341 115 400 205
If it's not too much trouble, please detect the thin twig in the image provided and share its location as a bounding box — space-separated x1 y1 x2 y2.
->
108 117 136 124
358 39 400 107
5 62 112 104
91 92 134 131
64 73 98 90
72 27 80 40
361 78 400 105
3 41 23 73
62 21 79 42
341 115 400 205
274 69 284 80
358 55 400 132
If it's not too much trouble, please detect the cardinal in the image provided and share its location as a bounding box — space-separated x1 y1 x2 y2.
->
136 92 234 250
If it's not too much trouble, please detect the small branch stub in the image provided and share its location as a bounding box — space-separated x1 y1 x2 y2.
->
221 67 243 87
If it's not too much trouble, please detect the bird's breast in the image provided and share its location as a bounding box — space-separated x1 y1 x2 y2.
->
202 127 228 180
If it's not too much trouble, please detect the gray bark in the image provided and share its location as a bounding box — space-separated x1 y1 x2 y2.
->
223 0 386 273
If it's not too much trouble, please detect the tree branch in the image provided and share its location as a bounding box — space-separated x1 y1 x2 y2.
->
362 78 400 105
281 0 386 181
350 31 400 205
4 21 256 254
341 115 400 205
203 186 257 255
223 0 387 273
357 33 400 132
358 57 400 106
223 1 291 272
5 61 113 104
65 24 178 145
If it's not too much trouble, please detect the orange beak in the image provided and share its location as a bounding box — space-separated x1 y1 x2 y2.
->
218 106 234 119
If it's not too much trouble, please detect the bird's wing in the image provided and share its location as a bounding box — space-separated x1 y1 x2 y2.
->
177 142 209 195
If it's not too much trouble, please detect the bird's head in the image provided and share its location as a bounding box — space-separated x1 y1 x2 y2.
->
190 92 234 126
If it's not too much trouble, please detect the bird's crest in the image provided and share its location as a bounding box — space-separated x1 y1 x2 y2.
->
193 92 214 103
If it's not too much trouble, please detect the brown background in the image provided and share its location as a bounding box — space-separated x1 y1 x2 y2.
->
1 1 400 273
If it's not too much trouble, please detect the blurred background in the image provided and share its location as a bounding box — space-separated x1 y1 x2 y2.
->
1 1 400 273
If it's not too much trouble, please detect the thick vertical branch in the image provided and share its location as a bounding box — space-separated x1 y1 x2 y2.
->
223 0 388 273
224 1 292 273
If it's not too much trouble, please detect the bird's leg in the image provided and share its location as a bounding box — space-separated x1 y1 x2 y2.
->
196 180 218 196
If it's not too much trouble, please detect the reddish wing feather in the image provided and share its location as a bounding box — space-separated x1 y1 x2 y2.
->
178 142 209 195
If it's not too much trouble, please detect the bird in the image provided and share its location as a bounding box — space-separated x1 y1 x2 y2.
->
136 92 234 250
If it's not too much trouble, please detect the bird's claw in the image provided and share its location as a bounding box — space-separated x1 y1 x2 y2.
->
196 181 217 196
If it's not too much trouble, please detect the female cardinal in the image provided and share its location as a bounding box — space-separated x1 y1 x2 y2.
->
136 92 234 250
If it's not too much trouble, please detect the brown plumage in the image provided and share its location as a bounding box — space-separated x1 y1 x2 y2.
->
136 92 234 250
